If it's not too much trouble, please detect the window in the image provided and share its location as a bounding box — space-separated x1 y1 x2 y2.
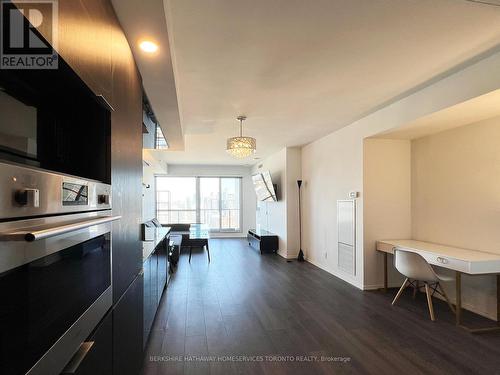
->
221 178 240 231
155 124 168 149
155 176 242 232
200 177 220 230
156 177 196 224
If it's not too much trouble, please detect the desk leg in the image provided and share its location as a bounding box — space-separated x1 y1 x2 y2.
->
456 273 500 333
456 271 461 326
497 275 500 324
383 252 388 292
206 240 211 263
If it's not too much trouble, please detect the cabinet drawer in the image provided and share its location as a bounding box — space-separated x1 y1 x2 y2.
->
62 312 112 375
113 273 144 375
248 236 260 251
422 253 469 273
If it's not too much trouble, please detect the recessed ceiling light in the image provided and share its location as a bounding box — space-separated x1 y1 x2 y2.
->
139 40 158 53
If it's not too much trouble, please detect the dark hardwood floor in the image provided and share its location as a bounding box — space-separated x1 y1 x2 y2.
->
141 239 500 375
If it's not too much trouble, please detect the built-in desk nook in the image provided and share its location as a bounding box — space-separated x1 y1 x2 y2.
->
364 95 500 333
377 240 500 332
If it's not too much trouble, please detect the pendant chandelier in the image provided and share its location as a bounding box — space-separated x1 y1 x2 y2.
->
226 116 256 158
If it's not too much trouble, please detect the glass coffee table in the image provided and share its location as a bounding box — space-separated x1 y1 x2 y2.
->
187 224 210 263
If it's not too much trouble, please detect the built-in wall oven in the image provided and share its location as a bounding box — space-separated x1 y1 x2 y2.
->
0 162 119 375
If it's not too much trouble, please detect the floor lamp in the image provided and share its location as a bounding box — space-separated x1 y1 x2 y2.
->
297 180 305 262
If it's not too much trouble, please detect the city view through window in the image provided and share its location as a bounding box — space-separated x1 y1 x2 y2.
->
156 176 241 231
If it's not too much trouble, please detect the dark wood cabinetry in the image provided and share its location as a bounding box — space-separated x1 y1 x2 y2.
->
10 0 144 373
62 312 113 375
143 253 156 348
157 245 168 303
30 0 143 305
109 6 143 306
27 0 114 104
54 0 113 103
143 242 169 348
113 274 144 375
109 7 143 372
34 0 144 372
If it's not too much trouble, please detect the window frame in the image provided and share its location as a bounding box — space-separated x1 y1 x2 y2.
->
154 124 168 149
155 175 243 233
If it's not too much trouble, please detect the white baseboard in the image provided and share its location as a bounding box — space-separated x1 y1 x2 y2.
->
277 250 288 258
209 234 246 239
363 282 401 290
305 257 363 290
273 249 297 259
363 284 383 291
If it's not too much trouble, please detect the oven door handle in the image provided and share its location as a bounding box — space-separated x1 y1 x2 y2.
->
1 215 121 242
61 341 95 374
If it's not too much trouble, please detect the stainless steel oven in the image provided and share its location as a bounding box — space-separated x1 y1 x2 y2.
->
0 161 119 375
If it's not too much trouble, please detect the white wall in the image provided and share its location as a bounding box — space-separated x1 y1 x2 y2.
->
253 148 288 257
252 147 302 258
302 124 365 287
165 164 256 238
286 147 302 258
142 163 156 222
302 49 500 290
411 116 500 319
142 149 168 223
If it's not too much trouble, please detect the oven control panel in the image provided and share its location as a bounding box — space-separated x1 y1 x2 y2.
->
1 161 112 220
98 194 110 205
62 182 89 206
14 188 40 207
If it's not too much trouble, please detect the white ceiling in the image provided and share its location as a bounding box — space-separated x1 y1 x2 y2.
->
115 0 500 165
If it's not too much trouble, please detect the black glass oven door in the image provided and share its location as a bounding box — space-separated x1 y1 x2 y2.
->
0 233 111 375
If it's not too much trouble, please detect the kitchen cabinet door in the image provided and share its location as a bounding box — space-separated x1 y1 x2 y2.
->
113 273 144 375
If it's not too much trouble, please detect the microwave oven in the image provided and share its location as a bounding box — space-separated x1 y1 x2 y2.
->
0 55 111 183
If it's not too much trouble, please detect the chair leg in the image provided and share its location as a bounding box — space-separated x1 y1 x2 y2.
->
413 280 419 299
437 282 455 314
206 241 210 263
189 247 192 263
392 278 409 305
424 283 436 321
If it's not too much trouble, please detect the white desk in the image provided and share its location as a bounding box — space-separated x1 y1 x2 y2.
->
377 239 500 333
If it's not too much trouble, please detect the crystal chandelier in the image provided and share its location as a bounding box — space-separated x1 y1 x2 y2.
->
226 116 256 158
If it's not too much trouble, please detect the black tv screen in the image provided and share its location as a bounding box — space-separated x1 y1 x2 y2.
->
252 171 277 201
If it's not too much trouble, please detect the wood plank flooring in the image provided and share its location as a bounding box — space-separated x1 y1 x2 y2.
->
141 239 500 375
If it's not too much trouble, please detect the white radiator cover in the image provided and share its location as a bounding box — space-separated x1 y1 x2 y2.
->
337 200 356 275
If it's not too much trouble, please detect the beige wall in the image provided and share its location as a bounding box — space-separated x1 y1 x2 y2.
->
412 116 500 253
411 116 500 319
363 139 412 289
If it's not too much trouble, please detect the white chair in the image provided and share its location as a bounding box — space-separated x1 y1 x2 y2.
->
392 248 455 321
